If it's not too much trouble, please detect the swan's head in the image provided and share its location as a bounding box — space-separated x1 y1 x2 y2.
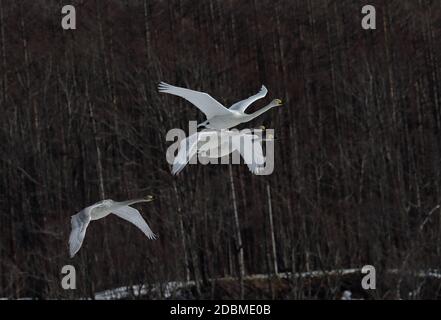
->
145 195 155 202
271 99 283 107
256 125 276 140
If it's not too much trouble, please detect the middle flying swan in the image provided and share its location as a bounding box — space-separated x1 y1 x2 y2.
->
171 128 274 175
158 82 282 130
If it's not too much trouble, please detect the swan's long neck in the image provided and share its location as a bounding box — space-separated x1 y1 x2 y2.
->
243 103 274 122
118 198 153 207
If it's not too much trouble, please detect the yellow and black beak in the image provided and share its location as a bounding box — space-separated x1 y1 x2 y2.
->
145 195 155 202
275 99 283 106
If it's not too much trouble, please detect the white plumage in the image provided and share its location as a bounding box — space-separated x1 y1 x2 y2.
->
172 129 272 175
158 82 282 130
69 197 156 257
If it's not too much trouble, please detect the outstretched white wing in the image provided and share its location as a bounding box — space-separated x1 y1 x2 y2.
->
111 205 157 240
69 208 92 258
158 82 231 119
229 85 268 113
232 134 265 174
172 132 200 175
172 132 215 175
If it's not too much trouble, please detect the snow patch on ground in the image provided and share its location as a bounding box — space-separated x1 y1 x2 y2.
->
2 268 439 299
94 280 195 300
93 268 441 300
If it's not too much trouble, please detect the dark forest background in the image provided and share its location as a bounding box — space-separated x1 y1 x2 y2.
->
0 0 441 299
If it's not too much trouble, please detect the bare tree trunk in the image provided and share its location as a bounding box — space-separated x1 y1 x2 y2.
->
266 184 278 276
143 0 151 63
0 0 7 102
228 164 244 299
173 182 190 282
86 82 105 200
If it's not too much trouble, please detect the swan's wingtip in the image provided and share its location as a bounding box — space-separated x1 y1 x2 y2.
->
158 81 170 88
158 81 170 91
171 165 184 175
69 246 77 258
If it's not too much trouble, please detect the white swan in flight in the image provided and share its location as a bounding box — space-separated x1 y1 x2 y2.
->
158 82 282 129
172 128 273 175
69 196 156 257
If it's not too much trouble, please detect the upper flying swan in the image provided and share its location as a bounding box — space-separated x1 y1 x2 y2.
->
158 82 282 129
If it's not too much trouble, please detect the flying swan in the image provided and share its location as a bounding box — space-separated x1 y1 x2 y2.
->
69 196 156 257
172 128 273 175
158 82 282 129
